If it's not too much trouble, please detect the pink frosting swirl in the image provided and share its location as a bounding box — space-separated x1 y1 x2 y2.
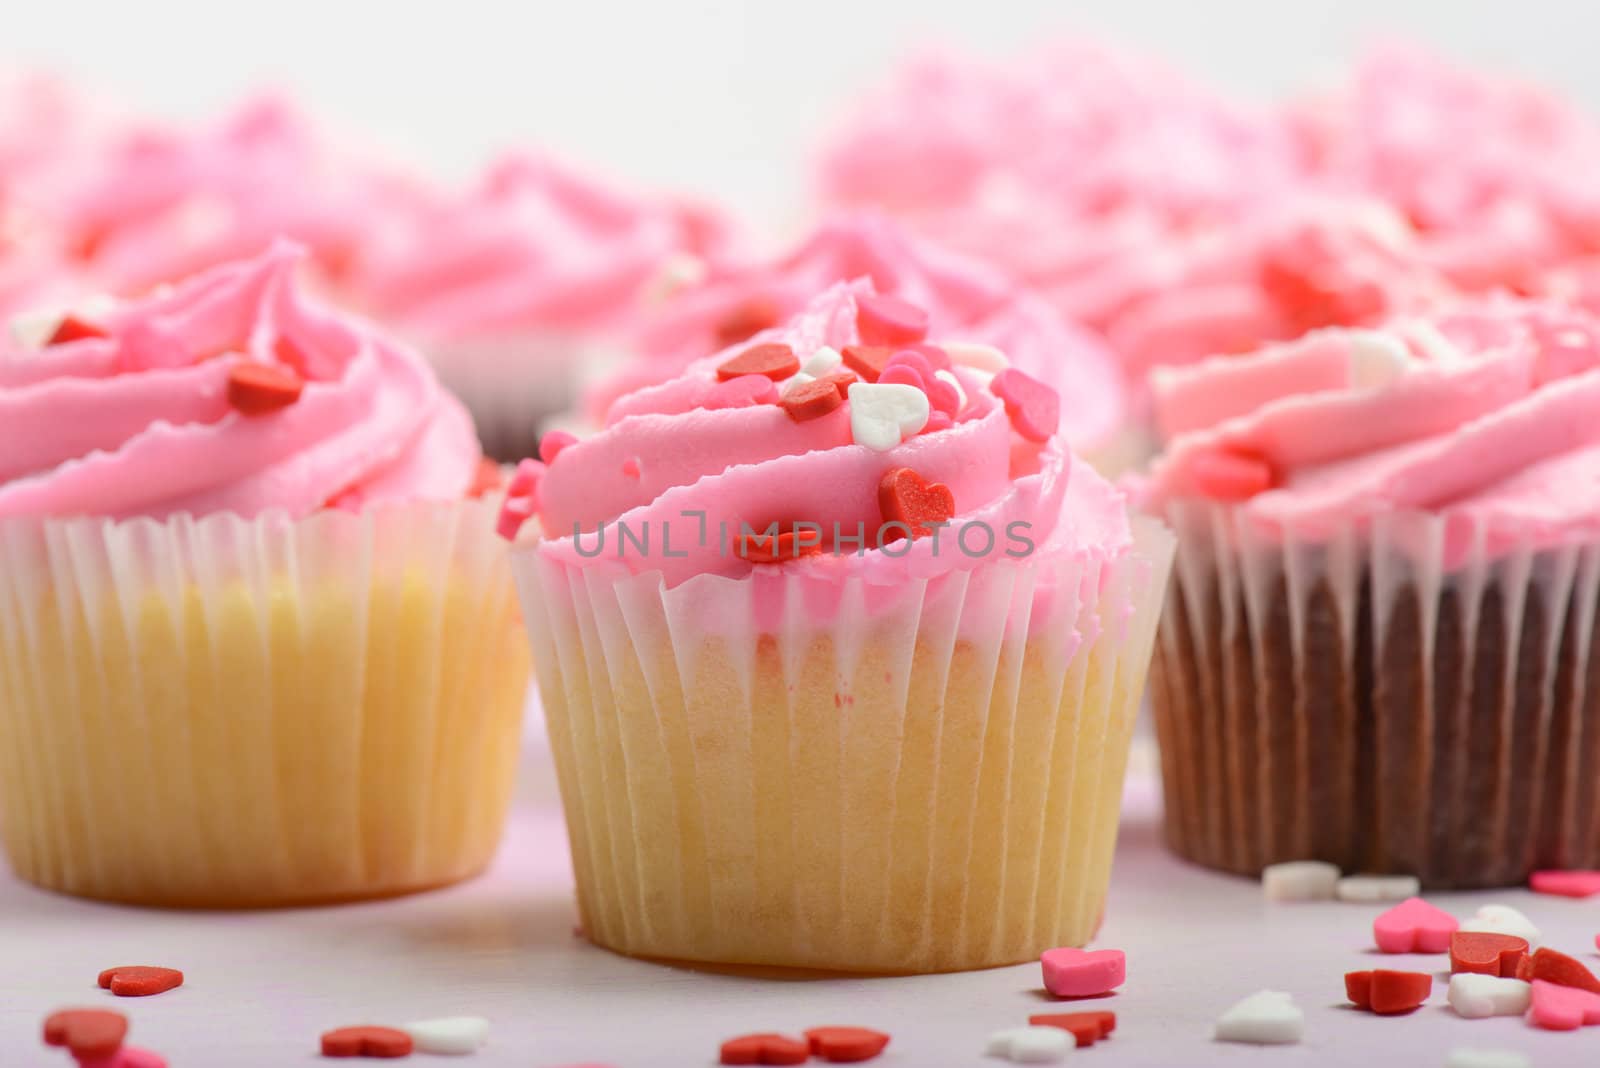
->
0 243 479 521
521 282 1133 589
1140 298 1600 560
592 213 1125 450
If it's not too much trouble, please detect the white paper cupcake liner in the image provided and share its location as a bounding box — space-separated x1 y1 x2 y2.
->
0 497 530 906
512 519 1173 972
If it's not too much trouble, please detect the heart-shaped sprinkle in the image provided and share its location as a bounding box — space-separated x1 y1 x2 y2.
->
942 340 1009 374
78 1046 167 1068
1459 904 1540 947
467 458 503 498
989 368 1059 442
818 369 858 393
984 1027 1071 1063
1374 896 1458 953
929 369 965 416
878 467 955 543
848 382 929 451
539 430 578 464
855 293 928 347
780 371 816 396
401 1016 489 1056
706 374 779 410
1447 973 1531 1018
715 296 782 347
841 345 894 383
737 527 825 564
1516 947 1600 994
1530 870 1600 898
1345 969 1433 1014
780 377 846 422
717 342 799 382
1449 932 1528 978
801 346 844 377
98 966 183 997
1029 1011 1116 1048
497 497 535 541
1190 447 1275 501
1213 990 1303 1045
228 361 304 416
1445 1049 1530 1068
884 349 935 381
44 1008 128 1058
900 342 951 371
320 1026 414 1058
803 1026 890 1063
1262 860 1340 902
877 363 926 391
1041 946 1125 998
1336 874 1420 902
719 1032 810 1065
1529 978 1600 1031
47 314 109 346
923 410 954 434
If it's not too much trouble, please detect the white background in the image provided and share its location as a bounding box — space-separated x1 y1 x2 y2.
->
5 0 1599 229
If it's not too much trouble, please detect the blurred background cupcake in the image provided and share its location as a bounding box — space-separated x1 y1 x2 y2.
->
0 243 529 907
504 282 1172 972
1137 297 1600 888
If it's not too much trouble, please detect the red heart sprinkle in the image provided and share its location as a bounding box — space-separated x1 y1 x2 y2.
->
228 361 304 416
715 296 783 348
1530 870 1600 898
98 966 183 997
1029 1011 1116 1047
737 526 825 564
1449 932 1528 978
1190 446 1276 501
47 314 110 346
989 368 1059 442
720 1032 810 1065
705 374 779 410
539 430 578 464
817 369 858 393
878 467 955 543
1345 969 1432 1015
855 293 928 347
1518 948 1600 995
468 458 503 499
44 1008 129 1058
840 345 894 383
717 342 799 382
320 1026 414 1058
804 1026 891 1063
780 377 846 422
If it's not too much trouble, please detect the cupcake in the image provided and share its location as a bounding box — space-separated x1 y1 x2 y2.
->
0 243 529 907
586 212 1130 470
503 281 1173 972
1139 298 1600 888
347 151 740 461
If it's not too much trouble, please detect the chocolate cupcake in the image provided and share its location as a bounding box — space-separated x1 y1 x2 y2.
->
1139 300 1600 888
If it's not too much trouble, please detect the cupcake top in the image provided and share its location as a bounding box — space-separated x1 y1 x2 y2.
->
1140 298 1600 560
1289 45 1600 293
0 243 480 522
346 151 738 346
502 282 1134 592
594 213 1126 451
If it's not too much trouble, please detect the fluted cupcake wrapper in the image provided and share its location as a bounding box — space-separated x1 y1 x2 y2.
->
0 498 530 907
1152 500 1600 889
512 520 1173 973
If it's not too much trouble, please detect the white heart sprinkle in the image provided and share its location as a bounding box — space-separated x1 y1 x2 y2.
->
402 1016 490 1055
1447 974 1531 1019
1459 904 1540 948
848 382 929 451
780 372 816 397
984 1026 1071 1062
1335 874 1419 903
942 340 1009 374
1214 990 1303 1045
801 345 842 376
1445 1048 1532 1068
1262 860 1340 903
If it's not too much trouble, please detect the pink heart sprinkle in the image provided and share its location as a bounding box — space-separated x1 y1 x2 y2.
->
1529 978 1600 1031
1041 946 1125 998
989 368 1060 442
855 293 929 347
77 1047 168 1068
1530 870 1600 898
1374 897 1459 953
539 430 578 464
900 342 951 371
704 374 778 410
878 364 927 391
924 411 954 434
924 373 963 418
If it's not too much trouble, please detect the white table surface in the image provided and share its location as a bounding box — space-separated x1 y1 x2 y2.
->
2 704 1596 1067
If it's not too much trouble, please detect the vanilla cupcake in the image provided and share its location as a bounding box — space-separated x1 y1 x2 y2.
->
0 243 528 907
1140 298 1600 888
503 282 1172 972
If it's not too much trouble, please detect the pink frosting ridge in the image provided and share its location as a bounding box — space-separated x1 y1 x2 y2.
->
511 282 1135 597
1140 298 1600 563
347 151 740 347
593 212 1125 450
0 243 478 521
